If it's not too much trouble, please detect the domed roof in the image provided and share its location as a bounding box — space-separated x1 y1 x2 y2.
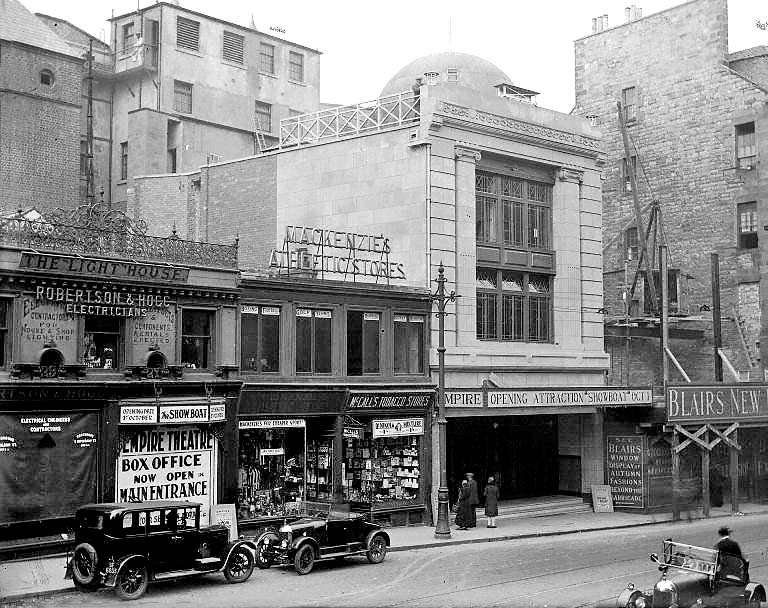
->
380 52 512 97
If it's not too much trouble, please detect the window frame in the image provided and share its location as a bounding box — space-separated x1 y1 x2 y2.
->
180 307 214 370
346 310 382 376
222 30 245 64
259 42 275 75
621 86 637 123
173 80 193 114
295 308 333 375
621 156 637 193
176 16 200 52
240 305 281 374
119 141 128 181
254 100 272 132
83 316 122 370
737 201 758 249
0 299 11 369
122 22 135 54
39 69 54 87
625 226 639 261
393 313 425 375
735 122 757 169
288 51 304 83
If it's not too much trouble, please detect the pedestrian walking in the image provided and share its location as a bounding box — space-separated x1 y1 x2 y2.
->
454 480 472 530
484 476 499 528
466 472 479 528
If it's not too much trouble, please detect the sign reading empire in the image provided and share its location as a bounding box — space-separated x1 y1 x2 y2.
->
269 226 406 280
667 384 768 423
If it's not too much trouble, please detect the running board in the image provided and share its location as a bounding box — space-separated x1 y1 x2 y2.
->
153 566 220 581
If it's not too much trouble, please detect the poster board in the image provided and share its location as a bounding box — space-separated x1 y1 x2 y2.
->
212 504 238 541
591 484 614 512
606 435 644 508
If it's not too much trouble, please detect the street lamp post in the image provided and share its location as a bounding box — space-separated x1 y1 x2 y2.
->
432 262 458 538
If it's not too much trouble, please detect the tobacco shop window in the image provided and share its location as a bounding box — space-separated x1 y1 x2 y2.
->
259 42 275 74
622 156 637 193
176 16 200 52
625 226 639 261
83 316 120 369
295 309 332 374
288 51 304 82
181 309 212 369
476 268 551 343
621 86 637 122
735 122 756 169
475 171 552 251
173 80 193 114
394 314 424 375
737 202 758 249
120 142 128 181
347 311 380 376
0 300 9 367
241 306 280 373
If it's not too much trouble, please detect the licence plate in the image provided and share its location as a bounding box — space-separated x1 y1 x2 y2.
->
105 566 118 575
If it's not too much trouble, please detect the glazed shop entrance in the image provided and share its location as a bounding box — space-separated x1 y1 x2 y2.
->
447 415 558 501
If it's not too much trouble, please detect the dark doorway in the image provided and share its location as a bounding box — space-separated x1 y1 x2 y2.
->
447 415 558 503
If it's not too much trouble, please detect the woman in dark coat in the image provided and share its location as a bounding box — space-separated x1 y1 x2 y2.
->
454 480 473 530
484 476 499 528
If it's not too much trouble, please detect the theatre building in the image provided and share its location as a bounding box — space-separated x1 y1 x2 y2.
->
0 204 241 540
236 270 434 529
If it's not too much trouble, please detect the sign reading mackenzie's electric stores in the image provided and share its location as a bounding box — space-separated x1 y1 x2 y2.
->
667 384 768 422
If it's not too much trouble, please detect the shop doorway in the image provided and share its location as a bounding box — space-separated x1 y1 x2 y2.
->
447 415 558 502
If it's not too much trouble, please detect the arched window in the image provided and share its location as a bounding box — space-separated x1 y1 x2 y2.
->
40 69 54 86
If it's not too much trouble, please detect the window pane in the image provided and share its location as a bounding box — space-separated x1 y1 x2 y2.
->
261 309 280 372
476 268 497 290
503 200 524 246
528 205 550 249
182 310 210 368
255 101 272 132
529 296 550 342
182 309 210 335
259 43 274 73
181 337 208 368
736 123 756 168
315 314 332 373
501 271 523 292
289 51 304 82
347 311 363 376
528 274 551 294
476 172 495 194
527 182 552 204
476 292 497 340
296 312 312 373
502 294 524 340
476 195 497 243
174 81 192 114
500 176 522 198
363 313 380 374
395 316 424 374
241 313 259 371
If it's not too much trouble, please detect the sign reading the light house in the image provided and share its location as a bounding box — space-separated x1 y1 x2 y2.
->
269 226 406 280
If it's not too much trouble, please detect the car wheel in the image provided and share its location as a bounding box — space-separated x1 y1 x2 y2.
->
224 547 254 583
293 544 315 575
71 543 99 586
255 538 275 569
366 535 387 564
114 562 148 601
747 598 761 608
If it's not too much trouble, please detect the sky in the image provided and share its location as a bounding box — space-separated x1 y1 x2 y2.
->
24 0 768 113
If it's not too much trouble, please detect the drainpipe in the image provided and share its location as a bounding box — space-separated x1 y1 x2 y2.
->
425 142 432 288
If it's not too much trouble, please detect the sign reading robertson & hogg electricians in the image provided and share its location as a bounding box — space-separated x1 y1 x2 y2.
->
269 225 406 280
667 384 768 423
20 252 189 282
34 285 171 317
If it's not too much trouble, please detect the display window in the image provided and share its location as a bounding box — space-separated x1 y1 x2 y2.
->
306 438 333 500
343 421 422 507
83 316 120 369
237 419 306 520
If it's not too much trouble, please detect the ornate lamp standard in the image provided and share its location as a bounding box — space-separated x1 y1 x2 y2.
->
432 262 459 538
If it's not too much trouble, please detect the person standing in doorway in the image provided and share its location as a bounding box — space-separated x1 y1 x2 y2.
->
484 476 499 528
466 472 479 528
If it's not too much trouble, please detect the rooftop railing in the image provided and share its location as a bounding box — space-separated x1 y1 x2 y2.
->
279 91 420 148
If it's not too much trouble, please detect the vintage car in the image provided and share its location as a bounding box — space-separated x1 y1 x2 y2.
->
617 539 766 608
66 501 256 600
253 501 390 575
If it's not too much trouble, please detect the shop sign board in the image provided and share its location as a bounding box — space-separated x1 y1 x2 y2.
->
238 418 306 429
33 285 172 317
19 297 77 363
487 388 652 408
372 418 424 438
343 427 363 439
667 384 768 423
120 406 157 424
212 504 238 541
445 391 483 407
591 485 614 513
260 448 285 456
117 427 215 525
606 435 644 508
125 307 177 366
347 392 433 410
120 400 226 425
20 252 190 283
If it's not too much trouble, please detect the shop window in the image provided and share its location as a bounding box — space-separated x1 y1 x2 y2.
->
306 438 332 501
181 309 212 369
476 268 551 342
347 311 380 376
240 306 280 373
343 431 421 506
295 308 332 374
288 51 304 82
259 42 275 74
83 316 120 369
394 314 424 375
738 202 758 249
238 423 305 520
0 299 9 367
735 122 756 169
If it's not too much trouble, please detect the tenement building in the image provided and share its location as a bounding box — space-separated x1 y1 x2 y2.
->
575 0 768 511
134 52 636 513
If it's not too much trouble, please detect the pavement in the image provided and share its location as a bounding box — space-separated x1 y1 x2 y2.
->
2 502 766 604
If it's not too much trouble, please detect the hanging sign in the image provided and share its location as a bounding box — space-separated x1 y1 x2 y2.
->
120 400 227 425
238 419 306 429
372 418 424 438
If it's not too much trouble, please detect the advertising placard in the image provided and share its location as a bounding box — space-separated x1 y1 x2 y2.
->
591 485 614 512
158 404 210 424
125 307 177 366
372 418 424 438
212 504 238 541
606 435 644 508
487 389 652 408
667 384 768 423
120 406 157 425
18 297 77 363
238 419 306 429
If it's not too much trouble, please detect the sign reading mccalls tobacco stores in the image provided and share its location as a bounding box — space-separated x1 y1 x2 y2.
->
667 384 768 423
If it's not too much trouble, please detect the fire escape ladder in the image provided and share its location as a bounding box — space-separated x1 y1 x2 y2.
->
730 306 759 369
255 131 268 155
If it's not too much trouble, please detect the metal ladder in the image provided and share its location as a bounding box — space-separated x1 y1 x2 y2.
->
730 306 759 369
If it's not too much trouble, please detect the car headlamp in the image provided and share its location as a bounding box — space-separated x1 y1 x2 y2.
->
634 597 646 608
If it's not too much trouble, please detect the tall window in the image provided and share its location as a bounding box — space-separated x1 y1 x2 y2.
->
475 171 552 250
122 22 135 53
621 86 637 122
181 309 212 369
241 306 280 373
0 300 9 367
259 43 275 74
174 80 193 114
120 142 128 181
83 317 120 369
347 311 380 376
736 122 756 169
622 156 637 193
288 51 304 82
176 16 200 52
394 315 424 374
737 202 758 249
476 268 551 342
222 31 245 64
296 309 331 374
255 101 272 132
625 226 639 261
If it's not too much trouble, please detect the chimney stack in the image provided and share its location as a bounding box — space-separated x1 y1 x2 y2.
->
625 7 631 22
603 14 609 29
592 17 598 33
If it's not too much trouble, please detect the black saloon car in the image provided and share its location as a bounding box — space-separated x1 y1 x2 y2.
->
253 501 390 575
66 501 256 600
617 539 766 608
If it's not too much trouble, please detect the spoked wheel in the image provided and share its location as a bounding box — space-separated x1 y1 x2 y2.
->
71 543 99 587
747 598 761 608
224 547 254 583
293 544 315 575
255 537 276 569
114 562 148 601
366 535 387 564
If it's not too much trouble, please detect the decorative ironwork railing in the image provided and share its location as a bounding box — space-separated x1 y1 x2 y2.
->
0 203 238 269
279 91 420 148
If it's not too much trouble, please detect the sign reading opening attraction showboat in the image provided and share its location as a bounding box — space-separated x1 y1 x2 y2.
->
269 225 406 280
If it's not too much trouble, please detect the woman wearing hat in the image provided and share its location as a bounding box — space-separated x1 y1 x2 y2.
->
484 476 499 528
